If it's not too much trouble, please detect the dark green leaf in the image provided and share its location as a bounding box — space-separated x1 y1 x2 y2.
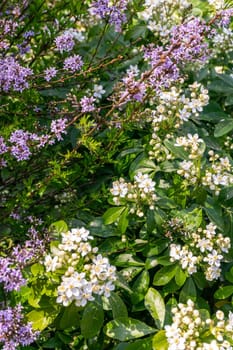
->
214 119 233 137
81 302 104 339
179 278 197 303
110 293 128 319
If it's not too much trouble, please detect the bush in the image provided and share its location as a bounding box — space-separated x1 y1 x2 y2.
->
1 0 233 349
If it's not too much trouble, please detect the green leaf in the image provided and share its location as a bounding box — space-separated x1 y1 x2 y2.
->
118 208 129 234
175 267 187 287
59 303 80 330
214 119 233 137
145 240 169 257
129 154 158 179
123 337 153 350
164 140 189 159
156 198 177 209
214 286 233 299
125 25 148 40
225 266 233 283
217 73 233 87
27 308 58 331
204 206 224 231
105 317 156 341
131 270 150 305
89 217 117 237
81 301 104 339
103 207 126 225
179 278 197 303
208 80 233 94
114 254 145 267
50 220 68 234
153 264 178 286
31 263 44 276
145 288 165 329
152 331 168 350
110 293 128 319
199 111 229 123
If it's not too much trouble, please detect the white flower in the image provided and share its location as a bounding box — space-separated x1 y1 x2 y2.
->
93 84 105 99
196 238 213 253
44 254 61 272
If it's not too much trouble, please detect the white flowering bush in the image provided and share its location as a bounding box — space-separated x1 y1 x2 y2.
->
1 0 233 349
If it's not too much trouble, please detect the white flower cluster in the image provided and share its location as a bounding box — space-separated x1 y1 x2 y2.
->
110 172 158 217
165 299 233 350
213 28 233 56
139 0 190 41
148 83 209 161
44 227 116 307
170 222 230 280
175 134 205 185
175 133 205 159
175 137 233 193
202 151 233 195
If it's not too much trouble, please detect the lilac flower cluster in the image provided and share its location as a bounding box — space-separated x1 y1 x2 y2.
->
121 72 147 102
80 96 96 112
0 57 33 92
51 118 68 140
0 18 18 50
217 9 233 27
0 304 39 350
63 54 84 72
0 229 46 292
55 31 76 53
44 67 57 82
9 129 37 161
90 0 128 32
143 18 210 92
17 31 34 55
0 118 68 166
0 258 26 292
169 19 210 63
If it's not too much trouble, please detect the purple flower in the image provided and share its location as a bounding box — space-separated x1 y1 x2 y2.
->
63 54 84 72
55 31 75 53
23 30 35 38
17 41 31 55
0 57 32 92
0 137 8 154
142 18 210 92
0 305 40 350
217 9 233 27
0 225 46 292
90 0 128 32
80 96 96 112
121 73 146 102
0 257 26 292
51 118 68 140
9 130 32 161
44 66 57 81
